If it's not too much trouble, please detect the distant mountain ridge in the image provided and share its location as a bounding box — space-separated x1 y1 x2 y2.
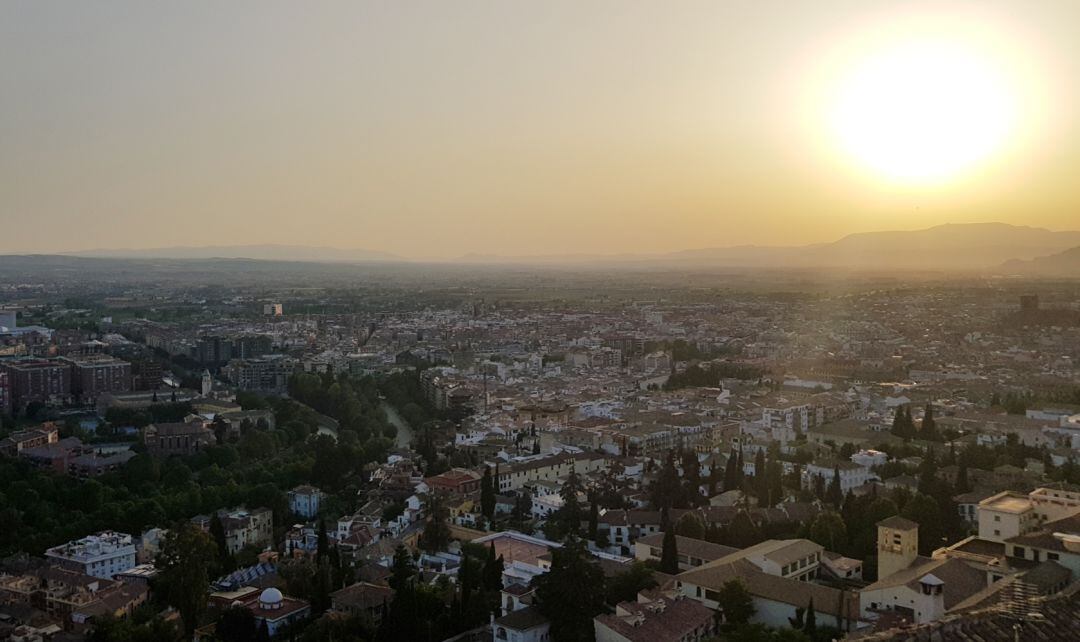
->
29 223 1080 271
66 244 400 262
1000 246 1080 276
456 223 1080 270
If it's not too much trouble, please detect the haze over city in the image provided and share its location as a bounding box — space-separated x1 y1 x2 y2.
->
4 3 1080 642
4 1 1080 259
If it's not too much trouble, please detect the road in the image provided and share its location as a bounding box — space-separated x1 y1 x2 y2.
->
381 402 413 448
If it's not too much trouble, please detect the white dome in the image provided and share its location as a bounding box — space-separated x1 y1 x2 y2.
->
259 588 284 607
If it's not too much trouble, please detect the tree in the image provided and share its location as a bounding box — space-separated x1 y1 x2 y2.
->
808 511 847 552
723 449 740 493
660 528 679 574
955 461 971 494
483 544 504 593
708 461 721 497
588 499 599 541
208 513 231 569
512 490 532 530
552 470 585 539
754 450 767 499
652 453 683 512
716 578 756 626
216 605 257 642
155 522 218 637
480 466 495 520
803 598 817 635
725 510 763 548
920 403 938 440
532 537 607 642
212 415 229 445
420 494 451 553
765 460 784 508
901 494 943 555
605 562 657 605
917 448 938 496
316 516 329 563
674 512 706 540
826 466 843 508
389 544 416 591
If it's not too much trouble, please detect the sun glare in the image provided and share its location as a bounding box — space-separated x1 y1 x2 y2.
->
828 38 1017 184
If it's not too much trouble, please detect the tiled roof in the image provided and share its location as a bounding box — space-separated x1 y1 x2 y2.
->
594 591 714 642
857 584 1080 641
636 533 738 562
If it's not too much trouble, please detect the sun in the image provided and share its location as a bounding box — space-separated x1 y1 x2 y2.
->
826 38 1018 184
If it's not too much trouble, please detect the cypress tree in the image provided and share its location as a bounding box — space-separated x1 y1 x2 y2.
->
826 466 843 508
588 499 599 541
922 403 937 440
660 528 679 574
723 449 739 492
804 597 817 634
708 460 720 497
754 450 767 499
955 461 970 493
316 516 328 563
480 465 495 520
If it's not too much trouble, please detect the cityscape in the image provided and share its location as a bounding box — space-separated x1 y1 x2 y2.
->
4 2 1080 642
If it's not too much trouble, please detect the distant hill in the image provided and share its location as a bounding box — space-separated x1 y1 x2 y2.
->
455 223 1080 271
66 244 401 263
999 246 1080 277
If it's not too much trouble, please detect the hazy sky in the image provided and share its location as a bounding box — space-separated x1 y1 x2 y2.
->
3 1 1079 259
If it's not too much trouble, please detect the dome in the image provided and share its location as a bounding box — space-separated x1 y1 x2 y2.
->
259 588 284 609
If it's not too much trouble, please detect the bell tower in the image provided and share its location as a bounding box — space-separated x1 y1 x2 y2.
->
877 515 919 580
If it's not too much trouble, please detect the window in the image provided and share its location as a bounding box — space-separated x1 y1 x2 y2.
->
1048 553 1060 561
1014 546 1026 558
994 515 1001 522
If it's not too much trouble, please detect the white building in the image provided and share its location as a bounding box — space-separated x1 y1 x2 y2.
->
531 493 565 520
288 485 323 519
45 531 137 579
851 449 888 469
805 460 875 494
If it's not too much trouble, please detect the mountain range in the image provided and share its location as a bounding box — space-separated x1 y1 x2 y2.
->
458 223 1080 271
43 223 1080 273
66 244 400 263
1000 246 1080 277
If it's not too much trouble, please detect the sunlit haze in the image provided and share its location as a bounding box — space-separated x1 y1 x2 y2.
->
2 1 1078 259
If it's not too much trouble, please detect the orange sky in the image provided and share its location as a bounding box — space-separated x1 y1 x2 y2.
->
2 1 1078 259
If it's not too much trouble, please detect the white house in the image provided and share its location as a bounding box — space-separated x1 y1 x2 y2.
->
288 485 323 519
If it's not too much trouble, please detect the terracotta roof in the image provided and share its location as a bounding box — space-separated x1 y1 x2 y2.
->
330 582 393 611
877 516 919 530
857 584 1080 641
594 592 714 642
861 557 988 611
677 559 858 619
493 606 549 631
636 533 738 562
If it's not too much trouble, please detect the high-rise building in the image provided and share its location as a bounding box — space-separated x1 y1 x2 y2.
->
1 358 73 410
63 355 132 403
0 370 10 418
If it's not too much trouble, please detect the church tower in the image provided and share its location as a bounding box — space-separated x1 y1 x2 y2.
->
877 515 919 580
